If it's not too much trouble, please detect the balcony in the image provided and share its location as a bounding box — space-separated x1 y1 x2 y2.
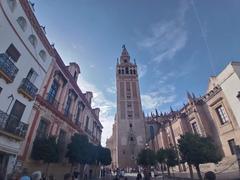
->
0 53 19 83
18 78 38 101
44 93 60 109
0 109 28 140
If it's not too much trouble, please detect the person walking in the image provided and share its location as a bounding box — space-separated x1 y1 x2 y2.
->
136 171 142 180
20 168 30 180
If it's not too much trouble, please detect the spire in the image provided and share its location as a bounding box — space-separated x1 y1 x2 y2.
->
155 109 159 117
192 92 196 99
120 45 130 64
187 91 193 102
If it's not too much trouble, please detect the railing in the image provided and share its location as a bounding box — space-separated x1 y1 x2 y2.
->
0 53 19 83
44 93 60 109
0 109 28 139
18 78 38 101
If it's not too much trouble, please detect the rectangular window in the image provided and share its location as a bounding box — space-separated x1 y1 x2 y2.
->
85 116 89 131
6 44 21 62
6 100 25 133
58 129 66 145
228 139 236 155
0 87 2 94
26 68 38 83
36 119 48 139
64 96 72 116
47 80 59 104
216 105 229 125
192 122 200 135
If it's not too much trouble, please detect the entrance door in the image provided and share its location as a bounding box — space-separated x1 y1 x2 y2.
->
6 100 25 133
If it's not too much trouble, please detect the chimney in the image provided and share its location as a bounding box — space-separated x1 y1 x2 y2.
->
93 108 100 119
84 91 93 105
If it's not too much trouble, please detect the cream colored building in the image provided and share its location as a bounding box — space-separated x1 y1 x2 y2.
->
146 61 240 162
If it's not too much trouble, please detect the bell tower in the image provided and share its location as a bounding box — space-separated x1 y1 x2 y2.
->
115 45 146 168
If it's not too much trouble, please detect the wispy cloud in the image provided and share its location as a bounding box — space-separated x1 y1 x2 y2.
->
77 76 116 146
138 63 147 78
106 85 116 94
141 92 176 111
138 1 189 63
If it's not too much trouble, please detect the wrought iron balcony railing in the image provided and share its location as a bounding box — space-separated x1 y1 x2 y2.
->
18 78 38 101
0 53 19 83
0 109 28 140
44 93 60 109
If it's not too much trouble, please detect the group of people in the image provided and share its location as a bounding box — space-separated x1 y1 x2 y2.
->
7 168 46 180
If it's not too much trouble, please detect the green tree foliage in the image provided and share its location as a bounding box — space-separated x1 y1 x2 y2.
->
156 147 178 176
66 134 112 166
31 136 59 175
99 147 112 166
66 134 90 166
137 149 156 167
165 148 178 168
156 148 166 164
178 133 222 180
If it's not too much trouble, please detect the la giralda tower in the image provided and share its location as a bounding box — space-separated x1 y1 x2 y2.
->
115 45 146 168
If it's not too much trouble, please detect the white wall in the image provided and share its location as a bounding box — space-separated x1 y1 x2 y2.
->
0 0 52 124
217 62 240 126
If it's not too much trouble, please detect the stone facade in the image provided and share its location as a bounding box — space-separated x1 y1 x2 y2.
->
108 46 146 169
146 61 240 161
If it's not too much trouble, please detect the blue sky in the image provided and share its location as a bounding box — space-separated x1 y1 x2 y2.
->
32 0 240 145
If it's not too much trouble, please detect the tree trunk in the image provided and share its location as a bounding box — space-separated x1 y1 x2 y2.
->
167 165 170 176
79 164 84 179
188 163 193 179
161 163 164 178
45 163 50 177
70 163 74 173
195 164 202 180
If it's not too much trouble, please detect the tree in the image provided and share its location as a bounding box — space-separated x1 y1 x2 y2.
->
99 147 112 166
65 134 90 173
156 148 167 175
178 133 222 180
156 148 178 176
164 147 178 176
31 136 59 176
137 149 156 180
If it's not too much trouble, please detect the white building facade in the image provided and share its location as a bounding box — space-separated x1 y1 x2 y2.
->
215 62 240 127
0 0 52 177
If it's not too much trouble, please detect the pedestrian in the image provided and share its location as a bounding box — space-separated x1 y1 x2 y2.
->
64 173 72 180
72 168 79 180
204 171 216 180
31 171 42 180
20 168 31 180
136 171 142 180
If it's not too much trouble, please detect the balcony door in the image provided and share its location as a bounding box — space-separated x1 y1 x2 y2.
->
47 80 59 104
6 100 25 132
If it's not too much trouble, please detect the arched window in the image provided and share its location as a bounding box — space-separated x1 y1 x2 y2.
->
7 0 17 12
121 69 124 74
28 34 38 48
39 50 47 62
130 69 132 74
17 16 27 31
126 67 129 74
